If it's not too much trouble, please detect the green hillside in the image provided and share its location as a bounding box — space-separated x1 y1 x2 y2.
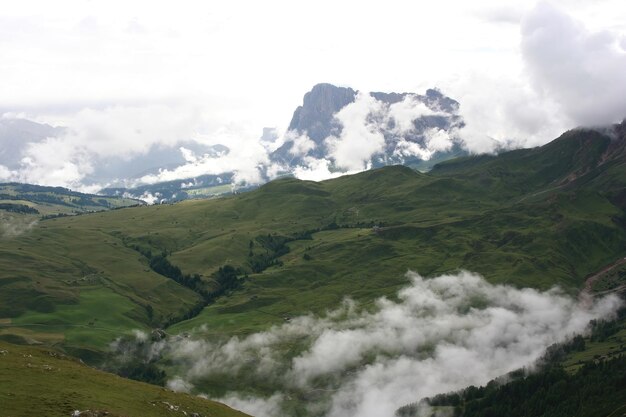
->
0 182 142 240
0 127 625 351
0 183 142 216
0 340 250 417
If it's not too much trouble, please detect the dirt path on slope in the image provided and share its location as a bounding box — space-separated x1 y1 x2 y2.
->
579 257 626 306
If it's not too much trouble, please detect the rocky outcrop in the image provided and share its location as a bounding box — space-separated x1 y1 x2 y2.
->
288 83 357 143
271 83 465 169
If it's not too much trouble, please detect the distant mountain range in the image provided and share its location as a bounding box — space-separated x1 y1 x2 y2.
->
0 83 467 202
0 117 230 189
101 83 467 202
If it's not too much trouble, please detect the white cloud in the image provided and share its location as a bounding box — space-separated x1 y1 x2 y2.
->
17 137 94 187
0 104 213 188
388 95 442 135
521 2 626 126
287 131 316 157
0 104 269 189
137 128 271 187
438 2 626 155
392 128 455 161
215 393 285 417
478 5 525 24
393 139 433 161
0 213 38 238
425 128 455 152
166 377 194 393
325 92 386 171
64 104 203 158
450 73 569 154
312 92 461 170
153 270 621 417
0 165 13 181
292 157 353 182
1 1 625 188
134 191 161 205
179 147 198 163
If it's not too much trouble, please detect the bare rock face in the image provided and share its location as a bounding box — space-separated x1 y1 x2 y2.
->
272 84 357 162
272 83 465 169
288 83 357 143
101 83 469 201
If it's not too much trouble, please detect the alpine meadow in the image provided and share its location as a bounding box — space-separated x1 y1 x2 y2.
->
1 1 626 417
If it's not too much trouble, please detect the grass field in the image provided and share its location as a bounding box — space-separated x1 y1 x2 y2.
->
0 127 624 353
0 126 624 417
562 318 626 372
11 287 143 349
0 340 250 417
184 184 233 198
0 183 140 216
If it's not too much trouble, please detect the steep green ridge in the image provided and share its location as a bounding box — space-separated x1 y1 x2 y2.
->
0 126 625 350
0 340 250 417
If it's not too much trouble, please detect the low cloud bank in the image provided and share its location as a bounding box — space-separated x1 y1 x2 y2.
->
0 212 38 238
136 271 621 417
0 107 270 192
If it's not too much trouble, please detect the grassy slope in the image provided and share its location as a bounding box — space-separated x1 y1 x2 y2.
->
563 325 626 371
0 209 206 354
0 183 140 216
0 340 250 417
0 128 625 347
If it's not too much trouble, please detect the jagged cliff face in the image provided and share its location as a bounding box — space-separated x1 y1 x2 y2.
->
288 83 357 144
93 85 468 200
272 83 466 170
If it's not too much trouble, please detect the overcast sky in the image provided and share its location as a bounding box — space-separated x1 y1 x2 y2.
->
1 0 626 189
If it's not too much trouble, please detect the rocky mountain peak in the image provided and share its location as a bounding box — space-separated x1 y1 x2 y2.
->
287 83 357 143
272 83 465 169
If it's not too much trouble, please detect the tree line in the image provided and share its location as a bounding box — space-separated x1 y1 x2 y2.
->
0 203 39 214
128 243 246 326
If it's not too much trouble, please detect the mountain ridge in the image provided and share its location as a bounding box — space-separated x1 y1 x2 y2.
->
272 83 465 169
1 123 624 350
1 124 625 417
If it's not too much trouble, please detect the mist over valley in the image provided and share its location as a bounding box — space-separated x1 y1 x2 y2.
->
2 1 626 416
